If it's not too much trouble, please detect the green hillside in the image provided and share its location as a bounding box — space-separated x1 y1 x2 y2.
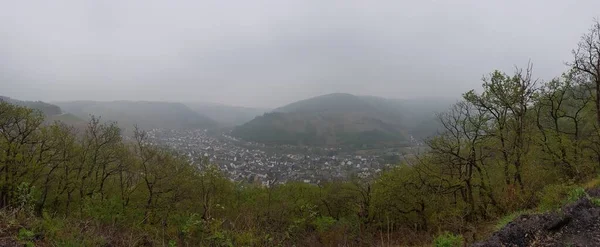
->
232 93 450 147
0 96 62 116
274 93 378 113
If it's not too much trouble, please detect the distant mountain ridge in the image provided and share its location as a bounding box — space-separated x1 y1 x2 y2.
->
273 93 377 113
0 95 62 116
185 101 269 126
54 100 218 131
1 96 85 125
232 93 452 147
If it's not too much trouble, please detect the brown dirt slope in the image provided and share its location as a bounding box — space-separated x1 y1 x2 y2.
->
473 188 600 247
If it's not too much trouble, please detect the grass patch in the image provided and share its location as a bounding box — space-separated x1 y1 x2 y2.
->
538 184 586 211
433 232 463 247
567 187 586 203
494 210 534 231
583 177 600 189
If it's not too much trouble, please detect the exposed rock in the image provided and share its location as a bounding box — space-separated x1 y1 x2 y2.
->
473 188 600 247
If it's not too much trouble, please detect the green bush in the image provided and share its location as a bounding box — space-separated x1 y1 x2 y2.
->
433 232 463 247
17 228 36 247
538 184 581 211
567 187 586 203
17 228 35 241
33 211 64 240
81 195 127 224
312 216 337 233
15 182 37 214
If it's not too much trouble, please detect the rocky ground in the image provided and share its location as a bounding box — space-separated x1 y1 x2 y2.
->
473 188 600 247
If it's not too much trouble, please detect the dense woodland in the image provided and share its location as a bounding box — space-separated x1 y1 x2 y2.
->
1 21 600 246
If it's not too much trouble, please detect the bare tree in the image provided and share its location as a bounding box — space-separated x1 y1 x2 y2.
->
569 19 600 126
426 101 497 218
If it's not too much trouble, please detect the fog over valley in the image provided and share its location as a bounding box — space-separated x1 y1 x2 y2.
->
4 1 600 246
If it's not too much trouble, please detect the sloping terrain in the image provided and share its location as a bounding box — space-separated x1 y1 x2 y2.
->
274 93 380 114
232 94 410 147
473 188 600 247
0 96 62 116
54 100 218 131
232 93 452 147
0 96 85 126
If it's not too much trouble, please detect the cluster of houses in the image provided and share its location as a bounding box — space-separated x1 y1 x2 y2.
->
147 129 398 186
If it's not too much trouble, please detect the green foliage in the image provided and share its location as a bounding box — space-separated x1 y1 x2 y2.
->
433 232 464 247
312 216 336 233
15 182 36 213
538 184 586 211
17 228 35 241
36 212 63 239
181 213 202 237
17 228 35 247
81 196 126 224
567 187 586 203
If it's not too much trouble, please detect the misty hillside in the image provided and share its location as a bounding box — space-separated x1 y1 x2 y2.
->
274 93 379 114
232 93 452 147
185 102 269 126
1 96 86 126
54 101 218 131
359 96 457 138
0 96 62 116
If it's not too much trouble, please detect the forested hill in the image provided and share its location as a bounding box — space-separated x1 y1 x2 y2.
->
54 100 218 131
232 93 452 147
273 93 379 113
0 96 62 116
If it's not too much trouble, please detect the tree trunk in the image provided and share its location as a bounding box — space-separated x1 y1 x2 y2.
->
596 85 600 128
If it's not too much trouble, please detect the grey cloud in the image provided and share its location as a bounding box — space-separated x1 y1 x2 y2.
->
1 0 599 107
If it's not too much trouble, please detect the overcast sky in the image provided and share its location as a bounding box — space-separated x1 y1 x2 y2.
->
1 0 598 108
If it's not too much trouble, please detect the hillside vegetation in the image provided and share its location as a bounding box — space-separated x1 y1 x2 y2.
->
1 20 600 247
1 96 85 126
0 96 62 116
232 93 450 147
55 100 218 132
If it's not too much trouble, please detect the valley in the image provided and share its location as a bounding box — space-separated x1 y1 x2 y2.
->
145 128 422 185
3 5 599 245
19 94 439 185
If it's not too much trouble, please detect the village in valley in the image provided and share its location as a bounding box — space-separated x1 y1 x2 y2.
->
145 128 411 186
